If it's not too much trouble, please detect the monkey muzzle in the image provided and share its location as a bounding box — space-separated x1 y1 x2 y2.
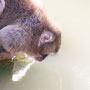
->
35 54 48 61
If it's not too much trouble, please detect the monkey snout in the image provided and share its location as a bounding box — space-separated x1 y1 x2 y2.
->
35 54 48 61
42 54 48 59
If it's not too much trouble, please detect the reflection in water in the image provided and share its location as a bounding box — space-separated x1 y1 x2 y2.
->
12 60 35 81
0 60 13 90
0 59 60 90
0 56 35 82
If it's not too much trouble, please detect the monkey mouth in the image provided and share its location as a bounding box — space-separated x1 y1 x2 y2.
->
35 54 48 61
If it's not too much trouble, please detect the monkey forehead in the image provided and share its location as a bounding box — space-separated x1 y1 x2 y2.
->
31 0 43 8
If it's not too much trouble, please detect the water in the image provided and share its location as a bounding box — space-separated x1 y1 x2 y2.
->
0 0 90 90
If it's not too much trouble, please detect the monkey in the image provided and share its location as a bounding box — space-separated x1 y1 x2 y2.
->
0 0 61 61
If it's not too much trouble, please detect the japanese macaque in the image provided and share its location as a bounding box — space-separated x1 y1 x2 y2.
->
0 0 61 61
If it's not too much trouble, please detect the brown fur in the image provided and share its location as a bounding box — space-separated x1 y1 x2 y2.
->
0 0 61 61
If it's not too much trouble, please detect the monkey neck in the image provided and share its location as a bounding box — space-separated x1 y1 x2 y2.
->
0 0 36 29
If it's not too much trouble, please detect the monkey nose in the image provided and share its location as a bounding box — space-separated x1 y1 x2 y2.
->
35 54 48 61
42 54 48 59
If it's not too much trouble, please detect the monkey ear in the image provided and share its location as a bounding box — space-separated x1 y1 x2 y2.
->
0 0 5 15
38 31 55 46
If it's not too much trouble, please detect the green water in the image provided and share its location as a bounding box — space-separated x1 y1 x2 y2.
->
0 0 90 90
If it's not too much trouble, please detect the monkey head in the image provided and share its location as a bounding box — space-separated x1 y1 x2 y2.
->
35 28 61 61
24 12 61 61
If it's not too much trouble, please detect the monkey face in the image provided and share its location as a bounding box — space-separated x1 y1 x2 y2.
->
33 27 61 62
